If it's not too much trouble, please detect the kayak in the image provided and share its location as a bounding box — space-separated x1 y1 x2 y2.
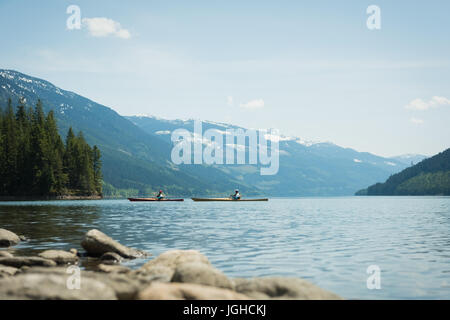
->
128 198 184 202
191 198 268 202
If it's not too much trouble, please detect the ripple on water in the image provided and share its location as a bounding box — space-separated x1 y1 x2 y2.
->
0 197 450 299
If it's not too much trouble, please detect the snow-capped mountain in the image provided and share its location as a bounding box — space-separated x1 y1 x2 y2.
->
1 69 412 196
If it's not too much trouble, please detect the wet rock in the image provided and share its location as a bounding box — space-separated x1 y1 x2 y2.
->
81 229 148 259
137 282 249 300
172 262 234 289
0 266 19 278
19 235 28 242
0 256 57 268
0 229 21 247
233 277 342 300
69 249 78 256
0 273 116 300
100 252 123 264
140 250 210 279
38 250 79 265
0 251 13 258
97 264 131 274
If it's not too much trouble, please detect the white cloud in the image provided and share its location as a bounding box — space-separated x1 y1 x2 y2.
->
410 117 424 125
240 99 264 109
405 96 450 110
227 96 233 106
82 17 131 39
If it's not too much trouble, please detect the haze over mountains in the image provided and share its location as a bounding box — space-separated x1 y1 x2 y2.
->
0 69 425 196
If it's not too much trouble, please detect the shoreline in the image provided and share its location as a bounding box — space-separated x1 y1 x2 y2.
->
0 195 102 202
0 228 342 300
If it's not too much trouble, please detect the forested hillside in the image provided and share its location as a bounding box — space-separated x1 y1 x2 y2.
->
356 148 450 195
0 98 102 197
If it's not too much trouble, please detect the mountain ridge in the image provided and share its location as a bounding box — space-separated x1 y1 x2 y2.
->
1 69 416 196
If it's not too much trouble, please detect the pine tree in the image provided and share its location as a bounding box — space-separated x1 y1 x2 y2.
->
93 145 102 195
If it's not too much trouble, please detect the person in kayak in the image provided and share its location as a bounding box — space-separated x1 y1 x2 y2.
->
231 189 241 200
156 190 165 200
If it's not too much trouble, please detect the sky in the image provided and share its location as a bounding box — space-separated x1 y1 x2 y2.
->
0 0 449 157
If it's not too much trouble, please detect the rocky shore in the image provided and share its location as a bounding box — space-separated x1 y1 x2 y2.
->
0 227 342 300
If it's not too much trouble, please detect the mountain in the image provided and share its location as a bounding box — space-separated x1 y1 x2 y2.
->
389 154 428 166
356 148 450 195
1 69 413 196
127 116 412 196
0 69 245 197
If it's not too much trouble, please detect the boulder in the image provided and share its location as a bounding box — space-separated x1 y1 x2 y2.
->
97 264 131 274
0 256 57 268
0 266 19 278
38 250 79 265
0 229 21 247
100 252 123 264
20 267 143 300
0 273 117 300
140 250 210 279
172 262 234 289
81 229 148 259
0 251 13 258
137 282 249 300
233 277 342 300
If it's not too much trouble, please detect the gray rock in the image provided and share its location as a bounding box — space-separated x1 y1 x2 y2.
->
97 264 130 274
233 277 342 300
0 229 21 247
19 235 28 242
38 250 79 265
137 282 249 300
0 251 13 258
172 262 234 289
100 252 123 264
0 266 19 278
81 229 148 259
140 250 210 279
0 256 57 268
21 267 150 300
0 272 117 300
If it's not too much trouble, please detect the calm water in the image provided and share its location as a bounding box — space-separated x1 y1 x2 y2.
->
0 197 449 299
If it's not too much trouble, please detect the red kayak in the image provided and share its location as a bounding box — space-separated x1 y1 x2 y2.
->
128 198 184 202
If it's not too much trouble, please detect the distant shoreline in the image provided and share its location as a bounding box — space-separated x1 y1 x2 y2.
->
0 195 102 201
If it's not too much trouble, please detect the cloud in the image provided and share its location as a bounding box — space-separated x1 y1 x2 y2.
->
410 117 424 125
82 17 131 39
240 99 264 109
227 96 233 106
405 96 450 110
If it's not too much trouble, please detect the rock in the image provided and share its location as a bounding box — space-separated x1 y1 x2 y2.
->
81 229 148 259
19 235 28 241
21 267 148 300
0 229 21 247
140 250 210 279
97 264 131 274
38 250 79 265
0 256 57 268
172 262 234 289
137 282 249 300
0 273 117 300
0 251 13 258
0 266 19 278
233 277 342 300
100 252 123 264
69 248 78 256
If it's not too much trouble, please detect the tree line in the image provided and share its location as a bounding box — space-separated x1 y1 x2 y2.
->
0 98 102 196
357 148 450 195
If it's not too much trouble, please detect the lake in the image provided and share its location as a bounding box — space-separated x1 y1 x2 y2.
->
1 196 449 299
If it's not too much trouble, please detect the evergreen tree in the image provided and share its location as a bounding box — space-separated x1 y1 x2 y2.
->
0 97 102 197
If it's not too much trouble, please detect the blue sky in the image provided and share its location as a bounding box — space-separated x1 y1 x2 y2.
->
1 0 449 157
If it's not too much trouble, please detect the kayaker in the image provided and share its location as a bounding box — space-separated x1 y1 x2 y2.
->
156 190 165 200
231 189 241 200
